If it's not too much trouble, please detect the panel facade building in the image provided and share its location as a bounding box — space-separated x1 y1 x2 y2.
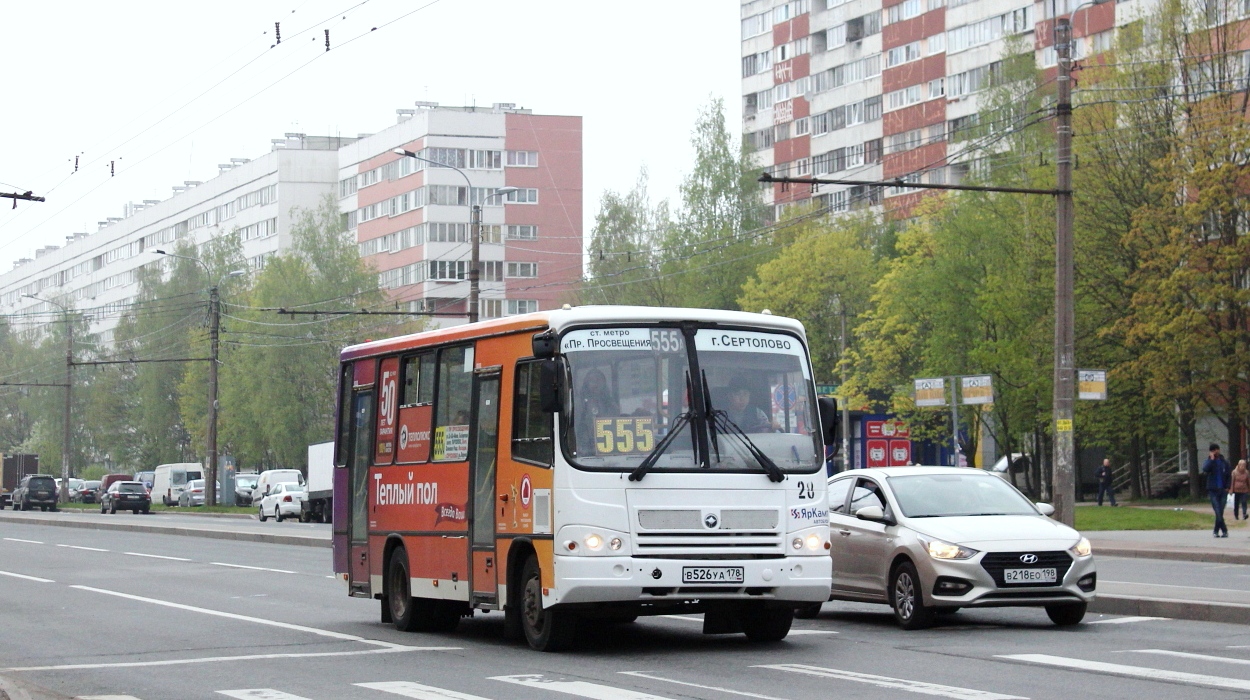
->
338 103 583 326
0 135 350 343
742 0 1128 215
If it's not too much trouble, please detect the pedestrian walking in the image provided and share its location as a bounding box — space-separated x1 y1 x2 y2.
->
1232 459 1250 521
1202 444 1233 538
1094 458 1117 507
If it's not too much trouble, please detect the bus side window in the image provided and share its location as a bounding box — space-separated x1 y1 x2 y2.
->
513 360 554 466
401 353 435 407
335 364 352 466
433 345 473 461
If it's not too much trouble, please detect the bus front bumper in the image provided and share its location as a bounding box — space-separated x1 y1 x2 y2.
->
549 555 832 606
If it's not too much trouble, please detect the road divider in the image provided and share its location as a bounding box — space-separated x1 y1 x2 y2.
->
0 511 329 548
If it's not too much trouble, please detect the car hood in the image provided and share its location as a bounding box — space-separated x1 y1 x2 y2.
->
905 514 1080 549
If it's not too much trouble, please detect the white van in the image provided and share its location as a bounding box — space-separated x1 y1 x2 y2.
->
251 469 305 504
152 463 203 506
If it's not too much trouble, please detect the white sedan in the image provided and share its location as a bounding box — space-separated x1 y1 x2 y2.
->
806 466 1096 629
257 483 306 522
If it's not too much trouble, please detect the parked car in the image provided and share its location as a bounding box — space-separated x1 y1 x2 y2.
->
101 481 151 514
133 470 155 490
257 482 305 522
152 463 203 506
234 473 260 506
178 479 208 507
65 478 86 501
12 474 59 511
251 469 305 504
804 466 1096 629
77 480 102 504
99 473 133 496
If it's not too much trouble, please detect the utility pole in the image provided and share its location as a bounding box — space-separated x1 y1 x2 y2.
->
1052 16 1077 526
469 204 482 324
207 283 221 508
949 377 962 466
839 300 851 471
24 294 73 502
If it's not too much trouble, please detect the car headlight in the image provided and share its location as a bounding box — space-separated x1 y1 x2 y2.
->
924 538 979 560
1069 537 1092 558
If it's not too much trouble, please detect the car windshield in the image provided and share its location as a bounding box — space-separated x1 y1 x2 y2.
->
236 476 258 487
85 481 100 489
560 326 821 474
888 473 1039 518
119 483 145 493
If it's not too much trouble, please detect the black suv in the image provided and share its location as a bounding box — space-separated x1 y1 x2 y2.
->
12 475 59 511
101 481 151 514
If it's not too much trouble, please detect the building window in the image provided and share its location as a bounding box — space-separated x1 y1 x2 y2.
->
503 188 539 204
481 298 503 319
887 41 921 67
886 84 923 110
506 299 539 315
928 78 945 99
467 150 502 169
506 262 538 278
429 260 467 280
827 24 847 49
886 0 921 24
506 225 538 240
927 32 946 54
793 117 809 136
506 150 539 167
482 261 504 282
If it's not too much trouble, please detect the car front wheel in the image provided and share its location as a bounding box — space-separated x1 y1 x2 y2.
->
1046 601 1087 626
890 561 935 630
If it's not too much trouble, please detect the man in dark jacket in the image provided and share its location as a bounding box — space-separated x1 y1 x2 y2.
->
1094 458 1117 506
1202 443 1233 538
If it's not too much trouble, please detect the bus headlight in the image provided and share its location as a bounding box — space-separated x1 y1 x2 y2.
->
609 537 623 551
805 534 822 551
792 537 803 550
584 533 604 551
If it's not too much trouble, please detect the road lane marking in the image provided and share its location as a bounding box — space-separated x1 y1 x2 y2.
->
57 544 108 552
1101 580 1250 594
657 614 835 635
67 584 454 650
757 664 1027 700
1089 616 1168 624
125 552 192 561
4 647 431 672
620 672 790 700
78 695 145 699
218 690 313 699
1123 649 1250 666
996 654 1250 692
0 570 54 583
660 615 704 622
785 630 837 635
212 562 297 574
358 681 495 700
493 674 677 700
3 538 43 544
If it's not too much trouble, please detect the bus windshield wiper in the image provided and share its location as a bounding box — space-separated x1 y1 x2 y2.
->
708 407 785 483
628 411 691 482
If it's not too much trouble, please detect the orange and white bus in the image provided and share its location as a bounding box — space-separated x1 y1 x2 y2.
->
332 305 836 650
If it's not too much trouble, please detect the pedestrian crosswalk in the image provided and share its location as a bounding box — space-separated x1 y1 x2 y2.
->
65 646 1250 700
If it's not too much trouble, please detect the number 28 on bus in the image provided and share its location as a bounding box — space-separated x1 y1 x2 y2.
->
331 306 839 651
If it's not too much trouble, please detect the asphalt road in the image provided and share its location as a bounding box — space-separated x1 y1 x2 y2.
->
3 522 1250 700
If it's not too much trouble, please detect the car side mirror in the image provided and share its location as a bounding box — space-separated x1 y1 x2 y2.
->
817 397 839 451
538 358 563 413
855 505 890 523
1035 502 1055 516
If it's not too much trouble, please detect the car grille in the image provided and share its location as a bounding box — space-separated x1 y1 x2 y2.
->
980 551 1073 587
635 508 783 555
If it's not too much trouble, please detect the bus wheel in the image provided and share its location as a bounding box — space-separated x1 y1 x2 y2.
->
520 555 577 651
793 602 823 619
740 603 793 642
388 549 422 632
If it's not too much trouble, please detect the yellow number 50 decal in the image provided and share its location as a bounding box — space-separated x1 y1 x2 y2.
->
594 417 655 454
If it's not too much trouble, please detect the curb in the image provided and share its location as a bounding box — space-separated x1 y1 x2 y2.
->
1090 594 1250 626
0 673 72 700
0 513 330 549
1092 545 1250 566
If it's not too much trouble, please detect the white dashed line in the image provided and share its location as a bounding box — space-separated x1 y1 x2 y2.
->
1089 616 1168 624
1123 649 1250 666
3 537 43 544
211 562 296 574
57 544 108 552
0 570 54 583
125 552 192 561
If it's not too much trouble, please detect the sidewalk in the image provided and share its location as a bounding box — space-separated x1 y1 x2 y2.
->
1090 529 1250 565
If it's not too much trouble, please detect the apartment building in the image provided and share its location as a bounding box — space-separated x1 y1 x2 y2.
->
0 134 350 343
742 0 1124 216
338 103 583 327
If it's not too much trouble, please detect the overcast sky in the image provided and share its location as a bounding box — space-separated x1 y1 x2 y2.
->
0 1 740 271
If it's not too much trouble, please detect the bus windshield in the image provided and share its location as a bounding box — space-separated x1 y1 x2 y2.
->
561 326 821 474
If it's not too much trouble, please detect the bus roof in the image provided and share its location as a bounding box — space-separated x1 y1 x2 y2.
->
340 306 807 361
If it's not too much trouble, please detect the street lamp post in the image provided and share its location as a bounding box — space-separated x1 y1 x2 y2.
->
155 250 244 506
24 294 73 503
392 148 516 324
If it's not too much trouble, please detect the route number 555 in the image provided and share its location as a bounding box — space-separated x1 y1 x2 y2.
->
595 417 655 454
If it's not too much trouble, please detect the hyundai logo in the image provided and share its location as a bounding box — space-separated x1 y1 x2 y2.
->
704 513 719 529
1020 553 1039 564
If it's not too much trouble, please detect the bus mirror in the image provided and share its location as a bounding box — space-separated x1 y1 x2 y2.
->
818 397 839 452
532 330 558 358
539 359 562 413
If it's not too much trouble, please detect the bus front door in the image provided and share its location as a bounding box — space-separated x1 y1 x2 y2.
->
469 371 500 604
348 389 374 597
